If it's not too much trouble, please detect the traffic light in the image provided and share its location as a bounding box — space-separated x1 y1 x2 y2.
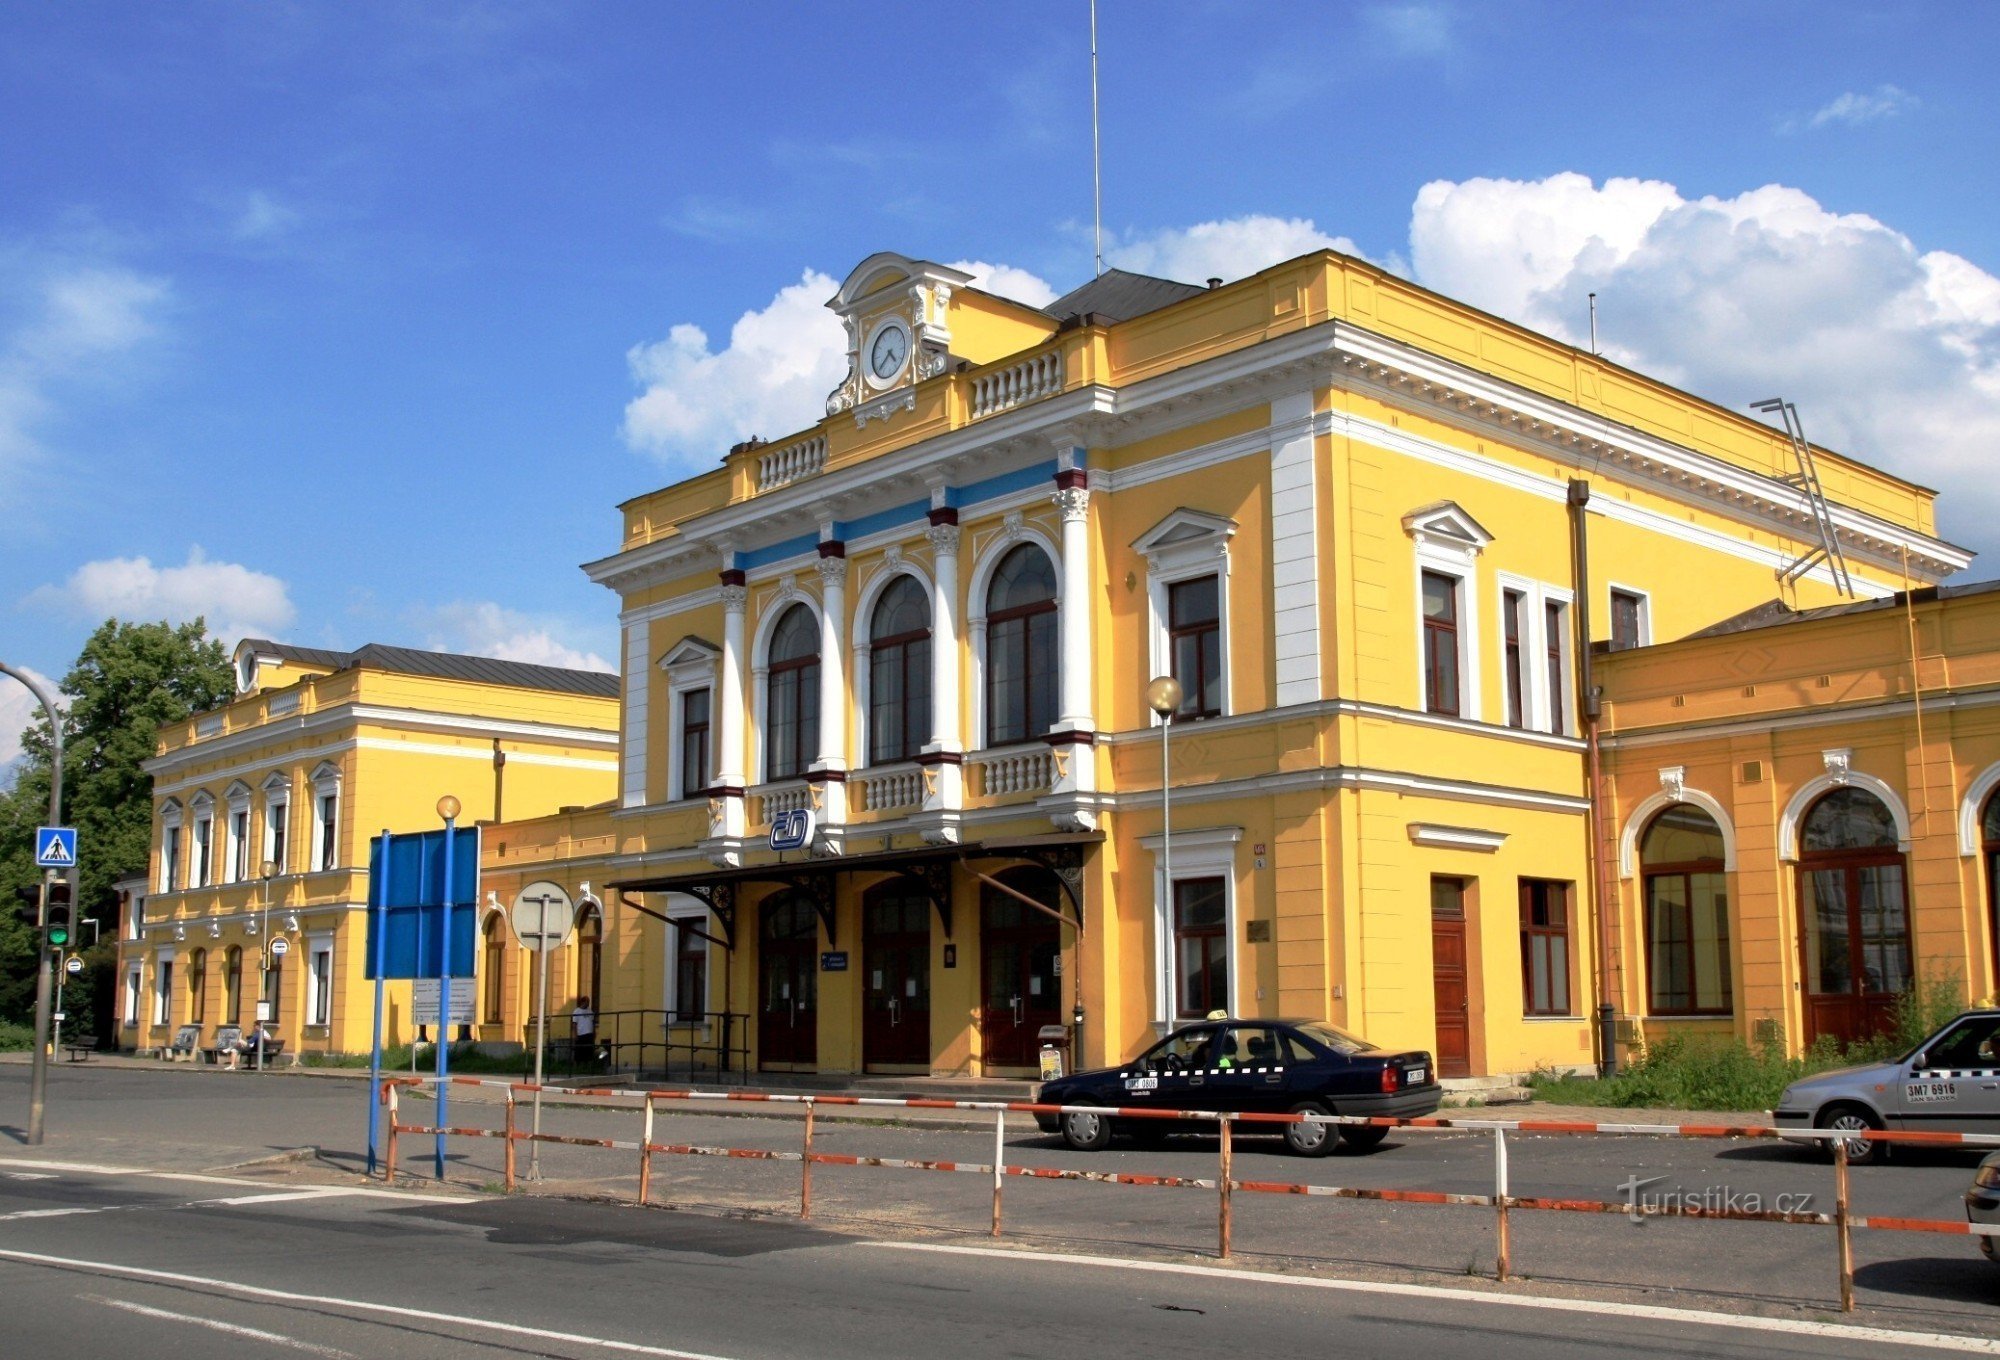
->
44 877 71 950
10 885 34 928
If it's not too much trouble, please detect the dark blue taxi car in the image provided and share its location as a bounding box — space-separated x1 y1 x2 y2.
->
1035 1017 1441 1156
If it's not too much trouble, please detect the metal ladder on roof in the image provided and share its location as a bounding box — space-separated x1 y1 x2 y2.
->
1752 397 1856 599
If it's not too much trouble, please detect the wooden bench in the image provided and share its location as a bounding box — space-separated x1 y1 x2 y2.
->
207 1026 287 1068
63 1037 100 1062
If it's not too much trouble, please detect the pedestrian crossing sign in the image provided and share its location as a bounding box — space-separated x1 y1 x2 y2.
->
34 827 76 868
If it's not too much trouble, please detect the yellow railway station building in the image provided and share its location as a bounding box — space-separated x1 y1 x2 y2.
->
522 247 1972 1083
116 639 619 1059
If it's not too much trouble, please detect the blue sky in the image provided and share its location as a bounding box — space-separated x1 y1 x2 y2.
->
4 2 1998 769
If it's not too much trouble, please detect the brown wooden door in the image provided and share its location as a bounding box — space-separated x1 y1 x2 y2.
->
979 869 1061 1069
759 894 818 1069
863 882 931 1070
1798 858 1910 1047
1430 882 1472 1080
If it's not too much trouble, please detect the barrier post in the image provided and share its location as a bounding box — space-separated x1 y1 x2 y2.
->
800 1100 816 1220
385 1083 401 1185
1493 1125 1511 1282
1217 1114 1234 1260
639 1092 655 1207
1834 1138 1855 1313
991 1108 1005 1237
503 1086 517 1192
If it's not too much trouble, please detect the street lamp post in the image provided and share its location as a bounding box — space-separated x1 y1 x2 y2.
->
1145 676 1184 1030
258 860 277 1071
2 660 65 1146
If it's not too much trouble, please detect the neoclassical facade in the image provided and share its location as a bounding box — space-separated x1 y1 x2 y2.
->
558 247 1967 1079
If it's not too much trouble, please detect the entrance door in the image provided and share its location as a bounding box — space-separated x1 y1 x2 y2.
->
980 869 1061 1070
759 894 818 1069
1799 860 1912 1047
863 881 931 1070
1430 877 1472 1080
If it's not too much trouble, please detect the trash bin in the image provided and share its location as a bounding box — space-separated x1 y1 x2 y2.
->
1037 1024 1071 1082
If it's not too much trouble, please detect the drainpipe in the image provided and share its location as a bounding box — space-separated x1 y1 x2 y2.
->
492 740 507 823
1568 480 1619 1077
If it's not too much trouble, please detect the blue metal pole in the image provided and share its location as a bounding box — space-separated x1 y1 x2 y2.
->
367 831 391 1175
436 816 455 1182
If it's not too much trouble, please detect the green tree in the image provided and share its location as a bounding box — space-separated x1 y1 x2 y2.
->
0 620 234 1027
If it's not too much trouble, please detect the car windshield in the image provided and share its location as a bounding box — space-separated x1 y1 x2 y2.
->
1297 1022 1378 1055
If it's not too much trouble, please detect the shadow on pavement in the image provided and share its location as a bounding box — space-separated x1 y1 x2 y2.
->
1854 1255 1998 1307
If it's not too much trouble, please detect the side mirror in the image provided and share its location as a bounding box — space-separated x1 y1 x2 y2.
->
1911 1051 1928 1071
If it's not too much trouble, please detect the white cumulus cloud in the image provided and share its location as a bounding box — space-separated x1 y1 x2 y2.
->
1405 171 2000 554
1110 215 1369 286
410 600 614 674
1790 84 1918 132
24 547 296 645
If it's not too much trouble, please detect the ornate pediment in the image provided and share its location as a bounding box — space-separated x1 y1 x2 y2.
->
1401 500 1493 559
824 253 973 421
1132 507 1238 571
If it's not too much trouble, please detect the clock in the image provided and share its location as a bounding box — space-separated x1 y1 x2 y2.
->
865 318 910 386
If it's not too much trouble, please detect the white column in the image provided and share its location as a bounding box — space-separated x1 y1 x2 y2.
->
921 515 964 829
1053 481 1094 733
711 577 748 845
811 552 849 842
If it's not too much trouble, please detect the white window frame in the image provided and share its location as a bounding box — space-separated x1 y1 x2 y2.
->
659 638 722 802
849 561 937 768
1133 509 1237 723
661 893 712 1029
1494 574 1574 736
309 762 341 872
1404 504 1490 723
159 801 184 894
1539 587 1575 736
1138 826 1243 1030
189 793 215 888
261 771 291 876
153 949 177 1027
223 782 252 884
1606 582 1652 651
965 527 1065 751
305 932 335 1028
123 964 141 1027
749 588 824 786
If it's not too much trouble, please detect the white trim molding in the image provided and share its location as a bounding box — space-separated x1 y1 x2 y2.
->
1134 507 1237 721
1778 758 1912 860
1139 825 1244 1030
1408 823 1507 852
1619 784 1739 878
1959 762 2000 857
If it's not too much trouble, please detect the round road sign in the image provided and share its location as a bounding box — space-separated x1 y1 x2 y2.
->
269 936 290 958
64 955 83 975
511 880 575 951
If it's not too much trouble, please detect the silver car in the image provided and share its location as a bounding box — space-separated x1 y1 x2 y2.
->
1965 1151 2000 1261
1773 1009 2000 1164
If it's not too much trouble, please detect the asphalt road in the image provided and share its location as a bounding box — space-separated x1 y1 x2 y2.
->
0 1163 1983 1360
5 1061 1998 1351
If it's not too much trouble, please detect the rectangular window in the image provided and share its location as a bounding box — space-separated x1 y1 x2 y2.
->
308 944 333 1026
124 968 141 1027
1432 875 1467 920
1501 588 1525 729
1519 879 1573 1016
163 826 182 893
193 816 213 887
266 799 289 876
267 960 283 1026
1610 588 1646 651
1421 570 1461 717
679 687 711 800
1167 575 1222 719
1647 874 1733 1015
674 920 708 1022
229 810 249 883
315 793 338 871
1173 876 1229 1018
1544 599 1569 735
154 960 174 1026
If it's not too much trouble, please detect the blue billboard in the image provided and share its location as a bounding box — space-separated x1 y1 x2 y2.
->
364 826 480 980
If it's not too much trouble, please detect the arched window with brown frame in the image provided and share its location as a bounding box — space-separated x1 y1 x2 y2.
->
1797 786 1911 1046
187 948 208 1024
223 945 243 1025
985 545 1058 745
869 576 932 764
481 914 506 1026
764 604 820 780
1641 806 1732 1015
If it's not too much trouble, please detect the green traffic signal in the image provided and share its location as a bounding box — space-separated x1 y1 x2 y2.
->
45 878 72 949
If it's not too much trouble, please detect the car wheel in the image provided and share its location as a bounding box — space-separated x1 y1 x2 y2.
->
1061 1103 1113 1152
1340 1124 1389 1152
1283 1101 1337 1157
1817 1103 1886 1165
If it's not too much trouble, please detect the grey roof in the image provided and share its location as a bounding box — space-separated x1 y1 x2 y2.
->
1044 268 1207 325
1685 579 2000 640
237 637 619 697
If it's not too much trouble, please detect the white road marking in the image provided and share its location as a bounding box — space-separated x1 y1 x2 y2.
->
91 1296 355 1357
192 1189 355 1207
866 1241 2000 1355
0 1248 744 1360
4 1172 56 1181
0 1207 102 1222
0 1158 466 1202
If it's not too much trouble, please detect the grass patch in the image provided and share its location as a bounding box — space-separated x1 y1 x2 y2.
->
1528 974 1967 1111
298 1043 597 1076
0 1021 32 1053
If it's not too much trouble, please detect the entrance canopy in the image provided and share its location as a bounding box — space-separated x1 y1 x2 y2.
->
606 832 1099 949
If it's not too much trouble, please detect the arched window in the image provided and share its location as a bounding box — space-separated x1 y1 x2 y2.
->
985 545 1058 745
1641 807 1731 1015
575 905 603 1012
482 914 506 1025
223 946 243 1025
764 604 820 780
869 576 932 764
1798 786 1910 1045
1984 791 2000 981
187 948 208 1024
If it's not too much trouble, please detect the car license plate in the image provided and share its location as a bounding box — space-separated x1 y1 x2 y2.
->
1124 1076 1158 1092
1405 1067 1427 1084
1906 1080 1956 1103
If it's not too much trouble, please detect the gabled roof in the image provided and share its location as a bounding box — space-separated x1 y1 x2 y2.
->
1686 579 2000 639
234 637 618 698
1044 268 1207 325
237 639 350 671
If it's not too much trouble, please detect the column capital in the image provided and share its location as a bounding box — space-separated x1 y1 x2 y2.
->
720 583 748 610
1052 486 1090 523
924 522 962 557
814 555 849 585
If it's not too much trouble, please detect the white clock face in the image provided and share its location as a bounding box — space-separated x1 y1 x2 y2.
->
868 322 909 382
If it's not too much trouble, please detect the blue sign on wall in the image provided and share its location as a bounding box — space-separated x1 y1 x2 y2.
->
364 827 480 980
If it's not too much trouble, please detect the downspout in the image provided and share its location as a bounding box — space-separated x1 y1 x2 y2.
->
492 740 507 823
1568 479 1619 1077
